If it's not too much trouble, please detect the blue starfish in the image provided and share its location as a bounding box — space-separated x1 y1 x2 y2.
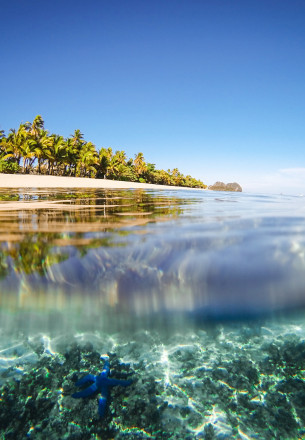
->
71 359 132 417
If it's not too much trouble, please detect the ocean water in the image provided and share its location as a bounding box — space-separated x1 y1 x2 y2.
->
1 188 305 439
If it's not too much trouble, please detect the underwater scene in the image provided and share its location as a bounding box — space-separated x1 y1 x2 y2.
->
1 188 305 439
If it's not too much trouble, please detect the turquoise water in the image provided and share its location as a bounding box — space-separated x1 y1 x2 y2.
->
0 188 305 439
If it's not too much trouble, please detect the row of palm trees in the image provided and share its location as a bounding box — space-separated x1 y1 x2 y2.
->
0 115 206 188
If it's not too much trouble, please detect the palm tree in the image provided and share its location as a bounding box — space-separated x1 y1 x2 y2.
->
0 130 6 159
96 148 109 178
20 138 36 173
134 152 147 179
4 124 29 167
143 162 156 183
33 129 52 174
29 115 44 139
115 163 136 181
63 138 75 176
107 156 120 179
76 142 98 177
71 129 84 151
68 129 85 176
105 147 113 163
170 168 184 186
113 150 127 165
47 135 67 175
154 169 171 185
98 147 114 178
102 150 128 180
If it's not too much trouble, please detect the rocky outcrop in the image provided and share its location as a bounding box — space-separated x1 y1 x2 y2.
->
208 181 242 192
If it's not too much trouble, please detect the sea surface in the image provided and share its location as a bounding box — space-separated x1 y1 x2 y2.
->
1 188 305 439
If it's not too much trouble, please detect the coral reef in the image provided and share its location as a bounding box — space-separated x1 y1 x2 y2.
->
1 325 305 439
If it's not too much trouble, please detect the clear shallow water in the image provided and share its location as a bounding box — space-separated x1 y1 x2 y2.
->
1 189 305 333
1 188 305 439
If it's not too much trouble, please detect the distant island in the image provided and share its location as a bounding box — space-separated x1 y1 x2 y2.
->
209 181 242 192
0 115 242 191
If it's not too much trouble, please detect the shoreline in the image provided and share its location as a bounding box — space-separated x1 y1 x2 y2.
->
0 173 204 190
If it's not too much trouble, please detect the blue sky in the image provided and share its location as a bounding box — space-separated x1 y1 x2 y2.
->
1 0 305 194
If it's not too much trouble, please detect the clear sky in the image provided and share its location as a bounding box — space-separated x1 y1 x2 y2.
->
1 0 305 194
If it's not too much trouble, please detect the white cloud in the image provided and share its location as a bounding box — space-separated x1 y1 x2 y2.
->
279 168 305 175
242 168 305 195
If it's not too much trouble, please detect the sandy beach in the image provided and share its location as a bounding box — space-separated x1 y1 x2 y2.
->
0 173 203 190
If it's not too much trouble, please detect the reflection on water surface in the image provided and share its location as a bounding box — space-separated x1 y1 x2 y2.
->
0 188 191 333
1 188 305 334
0 188 185 273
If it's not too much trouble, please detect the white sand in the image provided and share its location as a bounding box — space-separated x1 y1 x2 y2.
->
0 173 203 190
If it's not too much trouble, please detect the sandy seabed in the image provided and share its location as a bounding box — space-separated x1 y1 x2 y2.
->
0 173 203 190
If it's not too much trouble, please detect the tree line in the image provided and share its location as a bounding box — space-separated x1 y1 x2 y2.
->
0 115 206 188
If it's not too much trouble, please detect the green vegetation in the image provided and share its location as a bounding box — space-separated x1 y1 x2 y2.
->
0 115 206 188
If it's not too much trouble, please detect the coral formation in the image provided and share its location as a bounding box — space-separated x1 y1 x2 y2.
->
1 326 305 439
